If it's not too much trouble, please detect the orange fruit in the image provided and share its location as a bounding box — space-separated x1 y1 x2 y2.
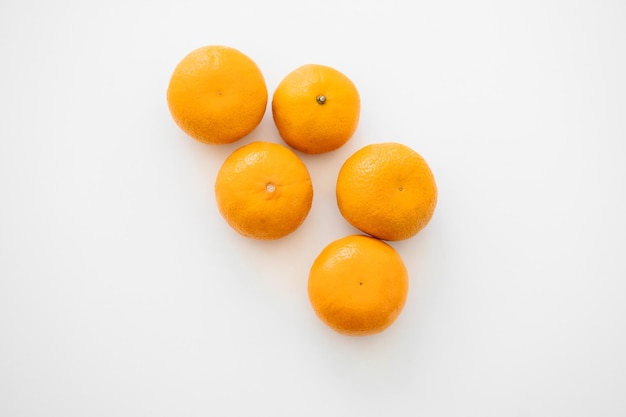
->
271 64 360 154
308 234 409 336
214 141 313 240
166 45 267 144
336 142 437 241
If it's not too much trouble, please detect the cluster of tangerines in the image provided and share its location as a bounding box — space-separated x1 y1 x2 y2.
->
167 45 437 336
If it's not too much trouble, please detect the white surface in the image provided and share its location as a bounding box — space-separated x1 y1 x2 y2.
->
1 1 625 416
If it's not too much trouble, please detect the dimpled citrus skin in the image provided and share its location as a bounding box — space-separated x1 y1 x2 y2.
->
308 235 409 336
167 45 268 144
272 64 360 154
215 141 313 240
336 142 438 241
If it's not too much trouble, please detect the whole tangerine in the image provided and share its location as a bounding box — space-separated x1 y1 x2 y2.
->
167 45 267 144
308 234 409 336
272 64 360 154
336 142 438 241
215 141 313 240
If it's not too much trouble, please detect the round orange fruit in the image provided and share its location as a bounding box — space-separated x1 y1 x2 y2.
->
166 45 268 144
336 142 437 241
214 141 313 240
308 234 409 336
271 64 360 154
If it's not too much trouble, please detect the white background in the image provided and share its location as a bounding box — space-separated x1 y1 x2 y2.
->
1 0 625 416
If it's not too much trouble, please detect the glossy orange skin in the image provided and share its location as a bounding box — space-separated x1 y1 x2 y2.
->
272 64 360 154
308 235 409 336
336 142 438 241
167 45 268 144
215 141 313 240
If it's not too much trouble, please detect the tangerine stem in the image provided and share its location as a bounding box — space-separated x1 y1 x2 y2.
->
316 95 327 105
